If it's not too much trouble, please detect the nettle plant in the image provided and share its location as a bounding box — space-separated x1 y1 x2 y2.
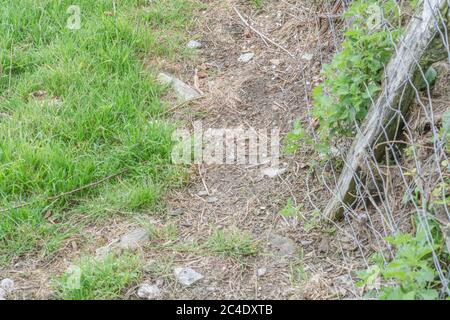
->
285 0 419 155
357 218 448 300
357 113 450 300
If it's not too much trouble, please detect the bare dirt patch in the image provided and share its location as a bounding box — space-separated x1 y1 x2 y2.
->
145 0 366 299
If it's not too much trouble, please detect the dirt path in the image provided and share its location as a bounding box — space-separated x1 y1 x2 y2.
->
154 0 362 299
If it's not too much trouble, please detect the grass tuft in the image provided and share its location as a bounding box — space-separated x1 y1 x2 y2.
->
56 252 142 300
205 228 259 260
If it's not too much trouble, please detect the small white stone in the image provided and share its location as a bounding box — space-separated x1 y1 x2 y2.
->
207 196 218 203
257 268 267 277
187 40 202 49
197 190 209 197
270 59 281 66
238 52 255 63
174 267 204 286
157 72 201 102
301 53 314 61
261 167 287 178
0 278 14 292
137 284 161 300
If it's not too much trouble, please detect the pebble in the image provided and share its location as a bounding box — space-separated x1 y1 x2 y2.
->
169 208 185 216
270 59 281 66
0 278 14 292
157 72 201 102
137 284 161 300
268 233 297 256
187 40 203 49
238 52 255 63
117 228 150 250
301 53 314 61
261 167 287 178
197 190 209 197
207 196 218 203
257 268 267 277
174 267 204 286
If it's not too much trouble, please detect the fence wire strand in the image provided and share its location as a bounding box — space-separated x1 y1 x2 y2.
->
307 0 450 297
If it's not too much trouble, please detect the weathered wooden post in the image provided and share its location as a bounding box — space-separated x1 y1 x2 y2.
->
324 0 449 220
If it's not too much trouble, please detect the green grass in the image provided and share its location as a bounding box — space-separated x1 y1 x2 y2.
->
0 0 196 264
205 228 259 260
249 0 263 9
143 221 179 244
56 252 142 300
135 223 259 261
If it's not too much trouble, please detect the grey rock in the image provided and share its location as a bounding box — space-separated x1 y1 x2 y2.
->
197 190 209 197
117 228 150 250
301 53 314 61
157 72 201 102
174 267 204 286
187 40 202 49
257 268 267 277
261 167 287 178
137 284 161 300
268 233 297 256
0 278 14 292
238 52 255 63
207 196 218 203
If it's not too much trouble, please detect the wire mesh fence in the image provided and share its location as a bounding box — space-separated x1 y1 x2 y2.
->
305 0 450 298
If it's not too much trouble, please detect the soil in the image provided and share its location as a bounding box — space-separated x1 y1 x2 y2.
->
153 0 364 299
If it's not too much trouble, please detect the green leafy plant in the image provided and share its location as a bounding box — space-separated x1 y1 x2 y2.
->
285 0 420 155
279 198 303 218
357 219 448 300
314 0 402 139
